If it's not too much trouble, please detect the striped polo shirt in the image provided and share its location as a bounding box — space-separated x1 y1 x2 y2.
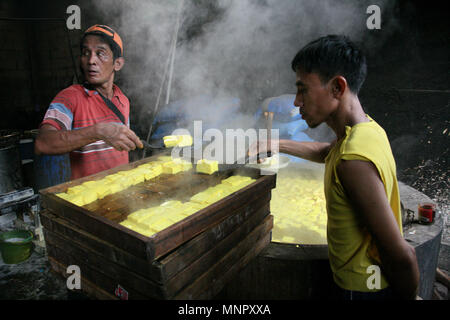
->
40 84 130 180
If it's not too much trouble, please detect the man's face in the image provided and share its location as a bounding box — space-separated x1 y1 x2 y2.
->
80 35 117 86
294 70 337 128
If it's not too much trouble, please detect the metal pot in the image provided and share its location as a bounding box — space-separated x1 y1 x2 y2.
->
0 131 23 194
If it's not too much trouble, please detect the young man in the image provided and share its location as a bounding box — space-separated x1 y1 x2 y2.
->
252 35 419 300
35 25 143 180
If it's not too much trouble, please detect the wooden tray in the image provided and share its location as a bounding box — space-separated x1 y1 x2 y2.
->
39 155 276 262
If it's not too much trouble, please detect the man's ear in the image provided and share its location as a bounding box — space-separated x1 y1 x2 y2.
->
331 76 347 99
114 57 125 72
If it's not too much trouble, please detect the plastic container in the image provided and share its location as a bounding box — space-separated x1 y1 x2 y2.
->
0 230 34 264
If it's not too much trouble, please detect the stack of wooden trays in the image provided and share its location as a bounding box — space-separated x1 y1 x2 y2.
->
39 155 276 300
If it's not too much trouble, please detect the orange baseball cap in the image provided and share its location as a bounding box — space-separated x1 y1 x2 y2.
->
84 24 123 57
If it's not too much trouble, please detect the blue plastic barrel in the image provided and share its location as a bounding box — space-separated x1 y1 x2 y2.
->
33 154 71 191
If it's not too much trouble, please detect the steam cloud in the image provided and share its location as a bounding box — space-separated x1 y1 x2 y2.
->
88 0 398 134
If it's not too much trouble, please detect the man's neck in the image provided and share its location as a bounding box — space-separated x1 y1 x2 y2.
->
86 77 115 100
95 83 114 100
326 95 369 140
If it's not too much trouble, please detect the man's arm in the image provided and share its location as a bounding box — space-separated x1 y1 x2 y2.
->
337 159 420 299
248 138 334 163
279 139 334 163
34 123 143 155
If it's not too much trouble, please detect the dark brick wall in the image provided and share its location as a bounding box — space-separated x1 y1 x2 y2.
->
358 1 449 202
0 0 82 131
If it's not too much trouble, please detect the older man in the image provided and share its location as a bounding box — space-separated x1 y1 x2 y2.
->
35 25 142 179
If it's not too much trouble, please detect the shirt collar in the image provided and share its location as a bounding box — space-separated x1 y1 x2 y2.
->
82 83 121 102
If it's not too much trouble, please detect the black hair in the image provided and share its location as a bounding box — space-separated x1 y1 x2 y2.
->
80 32 122 60
291 35 367 94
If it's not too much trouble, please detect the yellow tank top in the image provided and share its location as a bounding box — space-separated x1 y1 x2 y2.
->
324 116 402 292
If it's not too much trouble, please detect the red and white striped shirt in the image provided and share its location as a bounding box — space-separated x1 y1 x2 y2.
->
40 84 130 180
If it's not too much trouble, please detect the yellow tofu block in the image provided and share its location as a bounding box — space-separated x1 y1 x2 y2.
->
151 164 163 173
177 135 193 147
190 191 212 204
65 193 85 206
127 208 154 224
109 183 124 193
180 202 208 216
143 164 163 180
190 186 228 204
96 185 112 199
119 220 156 237
81 180 99 188
148 163 163 171
144 171 158 181
66 185 86 195
160 200 184 208
116 176 134 188
167 212 186 224
162 136 178 147
163 135 193 148
129 173 145 184
139 214 167 230
157 156 173 163
135 206 168 226
56 193 71 200
162 162 183 174
137 163 152 170
151 217 174 232
180 206 200 217
221 175 252 187
104 173 121 182
186 201 209 209
208 185 232 198
196 159 218 174
80 190 98 205
133 168 149 176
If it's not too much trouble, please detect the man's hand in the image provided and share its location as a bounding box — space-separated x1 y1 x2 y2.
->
248 139 279 163
248 139 333 164
34 123 143 155
95 122 143 152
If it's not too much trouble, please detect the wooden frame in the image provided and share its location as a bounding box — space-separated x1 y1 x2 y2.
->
39 154 276 262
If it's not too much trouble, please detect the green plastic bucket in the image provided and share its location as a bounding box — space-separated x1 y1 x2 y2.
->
0 230 34 264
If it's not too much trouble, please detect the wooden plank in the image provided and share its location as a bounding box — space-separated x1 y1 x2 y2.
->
43 205 272 300
48 257 118 300
157 193 271 280
44 229 167 299
198 233 271 300
164 203 270 296
47 248 151 300
174 215 273 299
40 210 164 283
44 212 273 300
41 173 276 262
